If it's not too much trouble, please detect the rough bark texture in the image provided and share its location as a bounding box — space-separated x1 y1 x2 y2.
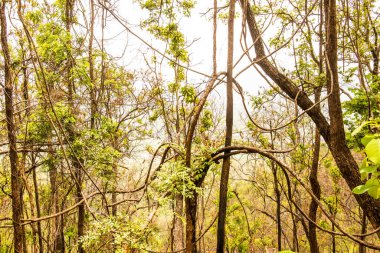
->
173 195 184 251
308 128 321 253
216 0 235 251
1 2 25 252
239 0 380 231
185 197 197 253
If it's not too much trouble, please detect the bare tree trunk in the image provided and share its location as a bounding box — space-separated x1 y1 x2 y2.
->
359 211 367 253
89 0 96 129
185 196 197 253
216 0 235 251
31 154 44 253
308 127 321 253
1 2 24 252
332 222 336 253
308 85 322 253
173 195 184 251
273 166 282 251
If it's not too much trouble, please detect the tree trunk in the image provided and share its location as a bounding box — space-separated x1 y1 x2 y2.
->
308 128 321 253
217 0 235 251
273 166 282 251
359 211 367 253
49 151 65 253
308 87 322 253
49 149 65 253
185 196 197 253
89 0 97 129
1 2 25 252
64 1 85 252
32 155 44 253
173 195 184 251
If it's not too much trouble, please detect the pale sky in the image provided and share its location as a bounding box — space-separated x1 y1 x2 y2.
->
94 0 274 127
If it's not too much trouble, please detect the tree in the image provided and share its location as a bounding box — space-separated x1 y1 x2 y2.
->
238 0 380 231
0 2 25 252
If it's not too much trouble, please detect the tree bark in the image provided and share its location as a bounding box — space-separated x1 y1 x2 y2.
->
173 195 184 251
359 211 367 253
216 0 235 251
185 196 197 253
1 2 25 252
308 86 322 253
308 128 321 253
89 0 97 129
273 166 282 251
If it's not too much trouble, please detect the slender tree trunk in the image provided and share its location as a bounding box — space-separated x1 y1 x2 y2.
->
1 2 24 252
308 87 322 253
21 46 44 253
89 0 96 129
332 222 336 253
111 163 118 253
308 128 321 253
273 166 282 251
325 2 347 250
32 154 44 253
65 1 85 252
292 209 299 252
49 148 65 253
216 1 235 251
308 3 323 248
359 211 367 253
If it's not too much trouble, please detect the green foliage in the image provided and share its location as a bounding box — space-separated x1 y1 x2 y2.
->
81 216 157 252
70 117 122 181
26 111 53 142
25 9 43 25
329 166 342 184
180 84 196 103
36 21 71 64
322 196 338 215
351 121 380 199
200 109 214 132
253 236 273 249
152 161 200 198
140 0 193 63
225 196 251 252
365 138 380 164
25 103 76 142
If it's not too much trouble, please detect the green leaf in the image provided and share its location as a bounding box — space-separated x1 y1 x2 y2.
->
361 134 375 146
359 166 378 175
368 186 380 199
352 185 371 194
365 139 380 164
